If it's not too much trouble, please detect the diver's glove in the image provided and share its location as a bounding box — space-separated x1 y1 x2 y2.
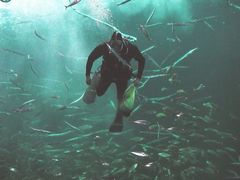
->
133 77 141 86
86 75 91 85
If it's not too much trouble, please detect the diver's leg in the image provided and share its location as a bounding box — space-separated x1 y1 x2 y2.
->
109 109 124 132
83 72 110 104
96 77 112 97
109 79 128 132
116 79 128 102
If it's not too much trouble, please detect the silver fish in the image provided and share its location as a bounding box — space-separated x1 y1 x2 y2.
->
34 30 46 41
133 120 148 125
117 0 131 6
131 151 149 157
65 0 81 9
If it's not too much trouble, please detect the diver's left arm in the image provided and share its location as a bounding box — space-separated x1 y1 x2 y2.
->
86 45 103 77
85 44 105 85
133 46 145 84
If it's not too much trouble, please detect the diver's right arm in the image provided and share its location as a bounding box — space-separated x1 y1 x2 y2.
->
85 44 105 85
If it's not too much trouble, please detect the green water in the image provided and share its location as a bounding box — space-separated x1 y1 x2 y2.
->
0 0 240 179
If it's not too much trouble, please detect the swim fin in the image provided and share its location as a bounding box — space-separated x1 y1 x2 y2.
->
109 110 124 132
109 122 123 132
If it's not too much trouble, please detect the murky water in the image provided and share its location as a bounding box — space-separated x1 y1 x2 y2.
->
0 0 240 179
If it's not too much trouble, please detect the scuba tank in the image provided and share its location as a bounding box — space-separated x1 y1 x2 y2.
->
83 71 101 104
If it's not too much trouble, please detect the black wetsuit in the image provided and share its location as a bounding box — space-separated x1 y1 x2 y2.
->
86 40 145 101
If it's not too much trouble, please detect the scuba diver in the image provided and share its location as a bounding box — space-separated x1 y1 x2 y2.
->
84 31 145 132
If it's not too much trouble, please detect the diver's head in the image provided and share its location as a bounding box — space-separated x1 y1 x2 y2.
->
110 31 124 52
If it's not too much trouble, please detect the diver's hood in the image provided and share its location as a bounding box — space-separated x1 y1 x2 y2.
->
109 32 129 55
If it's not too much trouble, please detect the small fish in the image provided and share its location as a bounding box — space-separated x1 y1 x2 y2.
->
204 128 219 134
225 170 240 179
64 121 80 131
112 167 127 175
131 151 149 157
65 136 82 143
204 139 223 146
143 74 167 79
0 111 11 116
51 96 60 99
133 120 148 125
34 30 46 41
112 159 124 165
56 51 65 57
56 105 68 110
174 35 181 43
189 132 205 139
176 89 186 94
148 124 159 131
167 127 176 131
158 152 171 158
64 82 70 92
224 147 237 153
69 93 84 105
30 127 51 133
145 162 153 167
179 102 198 111
139 24 152 41
229 1 240 11
110 100 116 110
172 47 199 67
65 0 81 9
15 20 32 25
176 112 184 117
160 48 177 67
194 83 206 91
156 112 166 118
102 162 110 166
167 22 191 27
145 22 163 28
1 48 25 57
130 137 144 142
47 130 72 137
30 62 40 78
21 99 36 107
166 37 176 43
13 107 33 113
202 102 215 109
34 110 43 117
129 163 138 174
203 21 215 31
145 54 161 69
145 8 156 25
117 0 131 6
227 0 231 6
189 16 218 23
65 65 73 74
141 45 155 54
